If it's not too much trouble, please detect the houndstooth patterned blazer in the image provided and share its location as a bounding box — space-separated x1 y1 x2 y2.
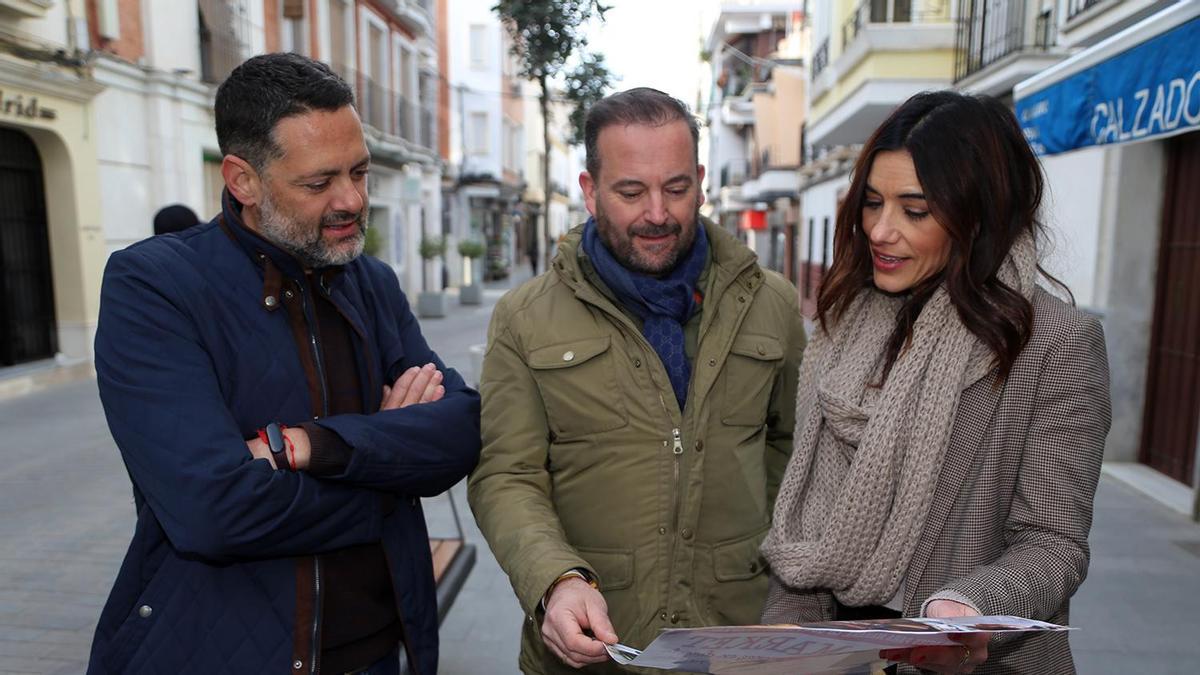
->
761 288 1112 675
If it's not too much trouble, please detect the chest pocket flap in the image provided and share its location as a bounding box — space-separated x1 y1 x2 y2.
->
528 336 612 370
527 336 628 438
722 333 784 426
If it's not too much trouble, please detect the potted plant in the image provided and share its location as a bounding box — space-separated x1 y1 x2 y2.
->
417 234 448 318
457 238 486 305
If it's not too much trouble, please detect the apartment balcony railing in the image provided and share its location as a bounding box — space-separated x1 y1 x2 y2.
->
953 0 1055 82
812 38 830 79
842 0 952 48
720 159 751 188
354 69 436 153
1066 0 1105 22
198 0 250 84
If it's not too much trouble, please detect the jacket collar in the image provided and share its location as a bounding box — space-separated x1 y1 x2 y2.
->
554 215 761 300
219 187 345 284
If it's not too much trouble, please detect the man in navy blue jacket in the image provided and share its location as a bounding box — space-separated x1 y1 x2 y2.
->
87 53 480 675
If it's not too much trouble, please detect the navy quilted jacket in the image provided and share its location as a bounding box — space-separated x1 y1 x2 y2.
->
87 205 480 675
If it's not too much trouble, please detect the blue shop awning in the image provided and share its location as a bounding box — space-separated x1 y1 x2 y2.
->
1014 2 1200 156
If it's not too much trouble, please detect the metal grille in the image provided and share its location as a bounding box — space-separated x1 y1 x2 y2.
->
0 127 56 367
954 0 1051 82
198 0 250 85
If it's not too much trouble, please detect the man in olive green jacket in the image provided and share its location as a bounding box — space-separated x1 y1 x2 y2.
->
468 88 805 674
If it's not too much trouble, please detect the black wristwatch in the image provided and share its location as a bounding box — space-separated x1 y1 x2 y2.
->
263 422 289 470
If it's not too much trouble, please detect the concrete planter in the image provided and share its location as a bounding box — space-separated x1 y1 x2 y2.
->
459 284 483 306
417 291 448 318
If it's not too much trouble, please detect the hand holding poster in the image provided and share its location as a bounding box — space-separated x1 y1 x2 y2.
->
605 616 1072 674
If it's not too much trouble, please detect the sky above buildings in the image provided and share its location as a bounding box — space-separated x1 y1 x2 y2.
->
583 0 721 112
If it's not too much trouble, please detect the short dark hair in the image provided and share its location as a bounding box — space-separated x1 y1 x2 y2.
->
820 90 1056 382
215 53 355 172
584 87 700 177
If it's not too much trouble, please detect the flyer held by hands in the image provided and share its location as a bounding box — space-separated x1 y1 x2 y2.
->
604 615 1072 674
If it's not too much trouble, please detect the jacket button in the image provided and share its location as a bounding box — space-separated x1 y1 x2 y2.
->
680 528 693 540
562 351 575 361
138 605 152 618
658 526 667 535
756 344 766 355
738 296 746 303
634 358 641 368
708 359 716 367
264 295 278 308
660 611 668 621
284 290 294 300
749 561 759 573
670 612 680 624
293 659 303 670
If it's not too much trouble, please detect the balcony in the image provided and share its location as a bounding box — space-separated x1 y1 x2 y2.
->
812 38 830 79
954 0 1057 82
199 0 250 84
720 159 751 188
384 0 435 39
841 0 952 48
353 69 437 155
1066 0 1107 23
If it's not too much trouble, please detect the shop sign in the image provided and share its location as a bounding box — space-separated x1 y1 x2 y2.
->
1015 15 1199 155
0 90 57 121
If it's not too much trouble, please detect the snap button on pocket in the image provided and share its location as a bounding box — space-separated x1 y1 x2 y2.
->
138 605 152 618
562 351 575 361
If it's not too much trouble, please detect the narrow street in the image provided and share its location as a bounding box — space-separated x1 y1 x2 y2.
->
0 271 1198 674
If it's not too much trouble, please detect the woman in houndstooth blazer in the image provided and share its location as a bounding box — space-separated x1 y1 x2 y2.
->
759 91 1111 674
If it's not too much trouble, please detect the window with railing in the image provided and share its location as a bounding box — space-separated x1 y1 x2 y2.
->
720 159 751 187
953 0 1055 82
348 66 435 151
198 0 249 84
812 38 830 79
842 0 951 47
1066 0 1106 22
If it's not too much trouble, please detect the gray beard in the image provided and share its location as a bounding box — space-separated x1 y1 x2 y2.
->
257 191 366 268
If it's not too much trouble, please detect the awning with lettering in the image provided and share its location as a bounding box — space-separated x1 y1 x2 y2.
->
1013 2 1200 156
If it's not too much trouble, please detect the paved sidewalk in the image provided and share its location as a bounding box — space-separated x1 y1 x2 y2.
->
1 262 1198 673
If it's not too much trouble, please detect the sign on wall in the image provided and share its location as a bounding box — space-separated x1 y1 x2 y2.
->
1015 16 1200 156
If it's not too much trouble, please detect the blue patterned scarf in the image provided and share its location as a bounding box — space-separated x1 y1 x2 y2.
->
582 217 708 410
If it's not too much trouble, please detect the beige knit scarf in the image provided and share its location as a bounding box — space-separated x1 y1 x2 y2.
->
760 234 1038 607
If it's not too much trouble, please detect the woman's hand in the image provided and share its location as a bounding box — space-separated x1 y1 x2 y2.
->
879 600 989 673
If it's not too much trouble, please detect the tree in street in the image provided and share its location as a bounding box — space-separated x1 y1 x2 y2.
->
563 52 613 146
493 0 612 273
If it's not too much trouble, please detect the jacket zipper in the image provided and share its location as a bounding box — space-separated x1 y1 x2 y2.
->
297 281 327 675
670 426 684 532
657 392 685 534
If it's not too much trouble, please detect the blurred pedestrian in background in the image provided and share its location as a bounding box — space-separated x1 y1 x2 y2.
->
151 203 200 235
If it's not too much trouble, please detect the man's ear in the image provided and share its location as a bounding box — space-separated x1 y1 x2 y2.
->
221 155 263 207
696 164 707 208
580 170 597 217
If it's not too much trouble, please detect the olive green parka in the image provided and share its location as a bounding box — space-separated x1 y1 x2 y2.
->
468 219 806 674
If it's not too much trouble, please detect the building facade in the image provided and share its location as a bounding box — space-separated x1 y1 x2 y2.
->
0 0 443 377
442 0 523 284
1011 0 1200 519
704 3 807 285
793 0 956 314
0 0 105 369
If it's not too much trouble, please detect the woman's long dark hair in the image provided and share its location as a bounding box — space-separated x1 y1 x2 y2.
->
817 90 1065 382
